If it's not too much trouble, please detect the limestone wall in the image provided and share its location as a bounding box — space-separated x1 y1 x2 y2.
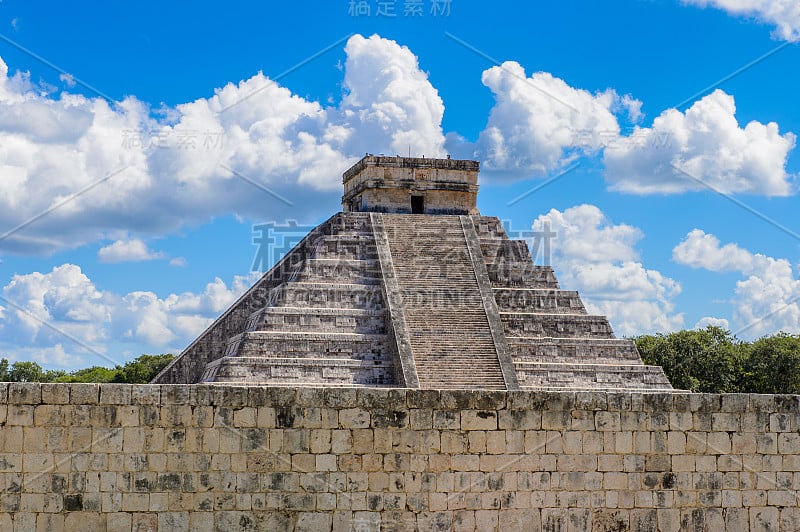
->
1 384 799 531
341 156 479 214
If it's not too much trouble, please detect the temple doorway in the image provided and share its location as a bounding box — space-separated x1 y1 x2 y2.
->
411 195 424 214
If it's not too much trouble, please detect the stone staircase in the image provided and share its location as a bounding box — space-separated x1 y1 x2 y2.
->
473 216 673 391
380 215 507 390
198 213 398 386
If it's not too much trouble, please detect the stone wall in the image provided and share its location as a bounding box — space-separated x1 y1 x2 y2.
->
1 384 799 531
341 156 479 215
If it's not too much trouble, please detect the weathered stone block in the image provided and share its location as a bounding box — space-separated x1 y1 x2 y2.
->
720 394 749 413
339 408 370 429
497 409 538 431
8 383 41 405
594 411 621 431
70 384 100 405
40 383 70 405
712 412 740 432
7 405 33 427
707 432 732 455
99 384 132 405
461 410 498 431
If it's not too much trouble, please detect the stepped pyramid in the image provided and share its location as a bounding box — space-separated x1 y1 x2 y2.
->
153 155 672 391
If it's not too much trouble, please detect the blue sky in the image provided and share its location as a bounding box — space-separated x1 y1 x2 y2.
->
0 0 798 370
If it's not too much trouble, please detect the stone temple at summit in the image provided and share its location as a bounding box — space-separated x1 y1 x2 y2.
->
153 155 672 391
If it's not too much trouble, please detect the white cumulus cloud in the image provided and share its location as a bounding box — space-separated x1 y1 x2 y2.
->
338 34 446 158
472 61 630 178
604 90 796 195
695 316 730 330
0 33 446 256
0 264 259 368
533 204 683 336
97 239 165 263
683 0 800 41
1 264 109 348
463 65 794 194
673 229 800 337
671 229 758 272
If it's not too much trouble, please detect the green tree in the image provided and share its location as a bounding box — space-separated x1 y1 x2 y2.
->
113 354 175 384
55 366 121 383
741 333 800 394
0 358 9 381
0 353 173 383
635 326 746 393
43 369 67 382
7 361 66 382
8 361 45 382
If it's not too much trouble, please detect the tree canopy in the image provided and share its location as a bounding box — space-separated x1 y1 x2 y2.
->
0 353 174 384
635 327 800 394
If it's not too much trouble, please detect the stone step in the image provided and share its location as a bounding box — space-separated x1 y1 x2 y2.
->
406 325 494 333
408 328 495 336
399 295 484 310
493 288 587 314
396 276 477 285
416 365 503 372
507 337 643 364
414 358 501 364
290 258 382 285
518 384 674 392
405 325 494 333
202 356 395 386
411 342 497 350
414 364 506 373
404 308 488 319
414 371 504 377
323 213 373 234
471 216 509 240
417 383 507 390
386 223 466 230
223 331 390 361
249 307 386 334
411 341 495 347
417 366 503 374
487 263 561 289
480 239 532 265
418 382 507 389
266 282 385 310
309 228 375 241
232 330 388 342
416 371 503 377
405 322 491 328
408 334 496 340
390 273 483 289
501 313 615 338
311 235 378 261
515 362 673 390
